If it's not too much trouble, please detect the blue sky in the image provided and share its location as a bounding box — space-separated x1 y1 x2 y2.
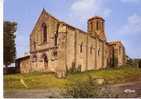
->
4 0 141 58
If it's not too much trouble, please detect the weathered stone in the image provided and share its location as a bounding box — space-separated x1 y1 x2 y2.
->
16 9 126 75
95 78 105 85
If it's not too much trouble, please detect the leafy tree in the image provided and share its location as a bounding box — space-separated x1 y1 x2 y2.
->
4 21 17 68
139 60 141 68
127 58 134 65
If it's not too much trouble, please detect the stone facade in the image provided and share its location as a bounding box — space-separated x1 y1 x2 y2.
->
16 55 30 73
17 9 126 76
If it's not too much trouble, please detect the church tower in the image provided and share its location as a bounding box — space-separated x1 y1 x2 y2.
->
88 16 106 41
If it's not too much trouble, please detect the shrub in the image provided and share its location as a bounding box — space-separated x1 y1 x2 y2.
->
65 75 121 98
65 75 99 98
68 62 81 74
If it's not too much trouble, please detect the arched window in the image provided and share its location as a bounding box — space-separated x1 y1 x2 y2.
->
90 46 93 54
33 41 36 50
42 53 48 68
53 50 57 57
54 33 58 46
90 22 93 32
98 48 100 56
119 46 121 55
96 20 99 30
80 42 83 53
55 23 59 46
32 54 37 62
42 23 47 43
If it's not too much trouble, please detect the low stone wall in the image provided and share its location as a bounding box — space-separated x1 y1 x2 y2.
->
3 67 19 74
16 55 30 73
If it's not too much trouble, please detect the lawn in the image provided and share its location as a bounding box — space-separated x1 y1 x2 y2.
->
4 65 141 90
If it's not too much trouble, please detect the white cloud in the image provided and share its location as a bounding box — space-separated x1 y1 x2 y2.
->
70 0 111 19
65 0 111 30
121 0 141 3
118 14 141 35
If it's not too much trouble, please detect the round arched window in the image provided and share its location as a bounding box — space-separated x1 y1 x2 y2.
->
32 54 37 62
41 23 47 42
42 53 48 68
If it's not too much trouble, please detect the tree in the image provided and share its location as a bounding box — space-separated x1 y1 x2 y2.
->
139 60 141 68
4 21 17 68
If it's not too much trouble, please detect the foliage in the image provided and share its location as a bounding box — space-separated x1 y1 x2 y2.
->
69 62 76 73
65 75 99 98
131 58 141 68
4 65 141 90
4 21 17 67
65 75 122 98
139 60 141 68
126 58 134 66
4 72 69 89
67 62 82 74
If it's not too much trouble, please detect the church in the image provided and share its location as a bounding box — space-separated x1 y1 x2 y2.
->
16 9 126 77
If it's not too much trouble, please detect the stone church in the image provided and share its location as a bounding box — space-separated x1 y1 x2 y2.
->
16 9 126 77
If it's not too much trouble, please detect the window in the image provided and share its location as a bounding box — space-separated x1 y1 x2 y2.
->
32 54 37 62
80 43 83 53
42 53 48 69
54 33 58 46
90 22 93 32
96 20 99 30
44 55 48 63
90 46 93 54
98 48 100 56
53 50 57 57
119 46 121 55
42 23 47 43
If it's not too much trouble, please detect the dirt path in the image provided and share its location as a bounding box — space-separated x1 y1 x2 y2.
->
4 89 64 98
109 80 141 98
4 80 141 98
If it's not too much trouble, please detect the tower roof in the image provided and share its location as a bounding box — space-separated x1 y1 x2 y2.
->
88 16 105 21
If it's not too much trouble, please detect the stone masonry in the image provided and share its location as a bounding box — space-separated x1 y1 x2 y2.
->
17 9 126 77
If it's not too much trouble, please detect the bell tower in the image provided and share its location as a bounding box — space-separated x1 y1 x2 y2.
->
88 16 106 41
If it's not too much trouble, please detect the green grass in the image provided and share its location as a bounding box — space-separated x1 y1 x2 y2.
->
4 65 141 90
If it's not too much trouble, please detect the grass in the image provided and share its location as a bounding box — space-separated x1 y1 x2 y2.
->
4 65 141 90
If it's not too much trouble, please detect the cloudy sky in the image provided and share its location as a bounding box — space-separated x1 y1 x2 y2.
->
4 0 141 58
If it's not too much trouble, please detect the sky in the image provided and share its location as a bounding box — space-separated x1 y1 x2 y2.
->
4 0 141 58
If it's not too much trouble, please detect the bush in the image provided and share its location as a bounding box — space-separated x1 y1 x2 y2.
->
68 62 81 74
65 75 99 98
65 75 121 98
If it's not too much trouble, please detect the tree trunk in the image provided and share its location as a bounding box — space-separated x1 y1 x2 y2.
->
5 64 8 74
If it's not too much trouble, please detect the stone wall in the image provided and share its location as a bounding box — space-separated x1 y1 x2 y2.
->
30 10 59 53
17 9 126 76
17 56 30 73
103 43 110 68
75 30 87 71
64 24 110 72
87 36 96 70
30 9 61 73
109 41 126 67
55 23 67 77
63 24 88 72
66 27 76 70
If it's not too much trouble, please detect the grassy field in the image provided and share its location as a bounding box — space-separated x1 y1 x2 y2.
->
4 65 141 90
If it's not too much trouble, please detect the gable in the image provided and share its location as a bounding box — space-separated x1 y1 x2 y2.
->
30 9 59 36
30 9 60 52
